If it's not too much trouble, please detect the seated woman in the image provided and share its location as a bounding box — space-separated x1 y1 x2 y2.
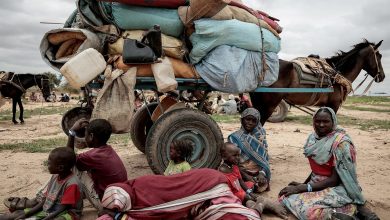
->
228 108 270 192
97 168 261 220
279 107 379 220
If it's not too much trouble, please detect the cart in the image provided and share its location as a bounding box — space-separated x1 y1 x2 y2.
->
61 77 333 174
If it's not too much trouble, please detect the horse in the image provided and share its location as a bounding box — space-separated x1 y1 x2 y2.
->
250 39 385 125
0 73 51 124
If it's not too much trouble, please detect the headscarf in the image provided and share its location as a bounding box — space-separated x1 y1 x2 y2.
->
304 107 365 204
241 108 260 125
304 107 343 164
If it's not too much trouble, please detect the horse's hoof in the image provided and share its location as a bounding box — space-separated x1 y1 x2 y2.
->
12 121 18 124
20 121 25 124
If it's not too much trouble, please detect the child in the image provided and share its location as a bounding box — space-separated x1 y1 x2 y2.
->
164 139 193 176
0 147 83 220
67 118 128 211
218 142 287 219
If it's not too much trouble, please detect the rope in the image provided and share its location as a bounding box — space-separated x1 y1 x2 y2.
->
353 74 368 94
257 18 266 81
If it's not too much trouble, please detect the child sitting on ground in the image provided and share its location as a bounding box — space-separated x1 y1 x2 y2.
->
218 142 287 219
164 139 193 176
0 147 83 220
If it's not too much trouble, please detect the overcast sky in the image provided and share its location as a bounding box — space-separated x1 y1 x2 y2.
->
0 0 389 94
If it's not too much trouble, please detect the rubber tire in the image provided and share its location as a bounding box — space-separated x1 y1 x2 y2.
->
130 102 158 153
267 100 289 123
145 108 223 174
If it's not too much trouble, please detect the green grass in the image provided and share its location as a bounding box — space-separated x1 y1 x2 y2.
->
109 134 131 146
342 105 390 113
0 137 67 153
286 115 390 130
344 96 390 105
0 105 76 121
211 114 240 123
0 133 131 153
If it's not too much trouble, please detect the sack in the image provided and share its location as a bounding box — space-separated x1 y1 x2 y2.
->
40 28 102 71
189 19 281 64
112 4 183 37
91 65 136 133
115 56 198 78
108 30 185 60
151 57 178 92
122 39 157 64
177 0 231 25
98 0 188 9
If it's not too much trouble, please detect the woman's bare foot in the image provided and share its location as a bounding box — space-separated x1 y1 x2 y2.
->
256 196 288 219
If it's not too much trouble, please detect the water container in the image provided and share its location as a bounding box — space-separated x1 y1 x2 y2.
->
60 48 106 89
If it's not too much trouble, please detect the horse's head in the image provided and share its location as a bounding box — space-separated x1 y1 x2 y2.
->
362 40 385 82
35 74 51 101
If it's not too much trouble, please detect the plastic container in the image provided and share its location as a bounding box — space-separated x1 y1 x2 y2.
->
60 48 106 89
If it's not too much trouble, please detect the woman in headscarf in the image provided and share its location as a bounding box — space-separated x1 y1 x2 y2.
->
228 108 270 192
278 107 378 220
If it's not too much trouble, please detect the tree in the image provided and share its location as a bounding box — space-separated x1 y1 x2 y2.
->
42 72 61 90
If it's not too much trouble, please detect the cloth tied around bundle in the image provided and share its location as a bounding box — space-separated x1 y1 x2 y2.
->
292 57 352 100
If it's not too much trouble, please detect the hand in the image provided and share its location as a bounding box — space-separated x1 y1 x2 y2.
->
279 184 305 197
256 172 268 187
288 181 301 186
70 118 89 132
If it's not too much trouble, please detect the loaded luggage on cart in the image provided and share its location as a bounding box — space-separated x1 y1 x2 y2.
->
41 0 333 174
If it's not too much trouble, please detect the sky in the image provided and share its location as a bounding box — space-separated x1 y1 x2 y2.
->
0 0 389 95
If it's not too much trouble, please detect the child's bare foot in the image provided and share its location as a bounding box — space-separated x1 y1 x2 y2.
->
246 200 264 214
256 196 288 219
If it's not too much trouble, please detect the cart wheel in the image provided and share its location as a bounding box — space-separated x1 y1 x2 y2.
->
267 100 289 123
145 108 223 174
130 102 158 153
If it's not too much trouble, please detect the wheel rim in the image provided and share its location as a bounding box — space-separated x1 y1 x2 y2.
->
160 125 211 168
273 105 282 115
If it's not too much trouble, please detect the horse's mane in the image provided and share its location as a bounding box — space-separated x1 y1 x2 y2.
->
326 39 374 72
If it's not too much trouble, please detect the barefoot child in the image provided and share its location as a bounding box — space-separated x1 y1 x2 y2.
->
164 139 193 176
218 142 287 219
0 147 83 220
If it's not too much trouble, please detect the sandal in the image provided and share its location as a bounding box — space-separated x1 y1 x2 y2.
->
3 197 33 211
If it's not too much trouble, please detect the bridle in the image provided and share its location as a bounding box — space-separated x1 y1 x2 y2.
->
353 45 381 94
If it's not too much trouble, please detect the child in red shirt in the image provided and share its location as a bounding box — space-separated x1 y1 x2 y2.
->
0 147 83 220
218 142 287 219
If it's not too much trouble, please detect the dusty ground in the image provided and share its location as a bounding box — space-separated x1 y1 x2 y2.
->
0 100 389 219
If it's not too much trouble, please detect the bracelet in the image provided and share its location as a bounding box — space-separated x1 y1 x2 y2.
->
307 183 313 192
69 129 76 137
246 188 253 194
114 212 122 220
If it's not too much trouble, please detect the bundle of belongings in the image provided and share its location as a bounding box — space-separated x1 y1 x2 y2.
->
40 0 282 133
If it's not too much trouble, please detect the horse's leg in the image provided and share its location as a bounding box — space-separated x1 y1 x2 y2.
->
250 93 284 125
17 98 24 124
12 98 18 124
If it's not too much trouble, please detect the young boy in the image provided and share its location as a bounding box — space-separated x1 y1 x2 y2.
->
0 147 83 220
67 118 128 211
218 142 287 219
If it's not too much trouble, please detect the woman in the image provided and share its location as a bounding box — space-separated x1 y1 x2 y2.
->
279 107 378 220
228 108 270 192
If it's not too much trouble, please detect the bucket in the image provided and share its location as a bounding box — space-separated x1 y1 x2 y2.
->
60 48 106 89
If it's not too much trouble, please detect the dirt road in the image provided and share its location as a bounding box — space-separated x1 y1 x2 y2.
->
0 101 389 219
